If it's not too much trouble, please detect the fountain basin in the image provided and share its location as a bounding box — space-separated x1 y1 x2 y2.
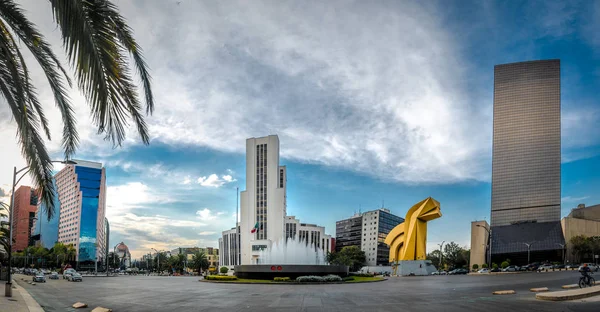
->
234 265 349 279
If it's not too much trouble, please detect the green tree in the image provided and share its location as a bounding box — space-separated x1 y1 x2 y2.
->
191 251 209 275
482 263 488 269
472 264 479 270
0 0 154 220
570 235 590 263
220 266 229 274
426 249 443 268
169 253 186 273
328 246 366 272
443 242 466 269
0 202 10 260
501 261 509 269
492 263 498 270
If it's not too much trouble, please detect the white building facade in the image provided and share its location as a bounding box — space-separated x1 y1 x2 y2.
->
219 225 240 267
55 160 107 267
240 135 287 264
285 216 332 254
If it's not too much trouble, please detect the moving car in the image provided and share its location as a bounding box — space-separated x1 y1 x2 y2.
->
49 272 59 280
68 273 83 282
33 273 46 283
477 268 490 274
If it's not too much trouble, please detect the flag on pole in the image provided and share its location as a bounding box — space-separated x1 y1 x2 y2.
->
251 222 259 233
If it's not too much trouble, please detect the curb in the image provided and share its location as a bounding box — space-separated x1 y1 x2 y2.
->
13 280 44 312
199 278 387 285
536 286 600 301
562 284 579 289
530 287 549 292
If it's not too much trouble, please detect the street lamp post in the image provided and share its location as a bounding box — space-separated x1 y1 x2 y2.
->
523 242 535 265
5 160 76 297
476 224 492 267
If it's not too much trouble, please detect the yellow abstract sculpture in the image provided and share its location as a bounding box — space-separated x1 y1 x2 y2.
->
385 197 442 263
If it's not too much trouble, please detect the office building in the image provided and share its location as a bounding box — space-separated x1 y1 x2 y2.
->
105 218 110 266
336 208 404 266
219 225 240 267
470 221 490 268
285 216 333 254
239 135 287 264
31 179 60 248
55 160 107 267
561 204 600 264
490 60 564 264
11 186 39 251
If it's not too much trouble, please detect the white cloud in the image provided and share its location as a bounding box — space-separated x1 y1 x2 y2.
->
106 182 173 217
561 196 590 203
198 231 216 236
182 176 192 185
197 174 236 187
196 208 217 221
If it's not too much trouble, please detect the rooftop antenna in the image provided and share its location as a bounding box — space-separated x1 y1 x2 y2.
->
359 204 361 214
382 199 384 208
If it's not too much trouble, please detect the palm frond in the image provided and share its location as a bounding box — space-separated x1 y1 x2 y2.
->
0 0 79 157
0 19 56 220
49 0 152 146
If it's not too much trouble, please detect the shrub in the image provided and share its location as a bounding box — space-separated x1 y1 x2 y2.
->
296 275 324 282
472 264 479 270
274 277 290 282
482 263 488 269
342 276 354 281
205 275 237 281
220 267 229 274
501 261 509 269
492 263 499 269
322 275 342 282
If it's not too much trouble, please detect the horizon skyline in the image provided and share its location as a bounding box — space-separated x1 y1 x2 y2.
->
1 0 600 259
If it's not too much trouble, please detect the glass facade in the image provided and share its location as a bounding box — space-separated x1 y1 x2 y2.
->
75 166 103 262
491 60 561 226
377 211 404 265
32 179 60 248
335 216 362 252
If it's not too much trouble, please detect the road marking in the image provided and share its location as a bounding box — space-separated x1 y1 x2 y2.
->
492 290 516 295
530 287 549 292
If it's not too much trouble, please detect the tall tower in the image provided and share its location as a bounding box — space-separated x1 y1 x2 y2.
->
239 135 287 264
11 186 39 251
55 160 107 267
491 59 561 226
490 60 564 264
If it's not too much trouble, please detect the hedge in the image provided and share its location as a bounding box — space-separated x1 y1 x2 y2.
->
274 277 291 282
220 267 229 274
205 275 237 281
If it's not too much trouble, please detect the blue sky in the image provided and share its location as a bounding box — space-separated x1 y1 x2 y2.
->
1 0 599 258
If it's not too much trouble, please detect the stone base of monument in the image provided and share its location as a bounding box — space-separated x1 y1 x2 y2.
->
397 260 437 276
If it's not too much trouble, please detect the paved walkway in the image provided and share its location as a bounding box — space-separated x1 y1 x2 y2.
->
0 280 43 312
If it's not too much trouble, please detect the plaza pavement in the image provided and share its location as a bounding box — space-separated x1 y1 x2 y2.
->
9 271 600 312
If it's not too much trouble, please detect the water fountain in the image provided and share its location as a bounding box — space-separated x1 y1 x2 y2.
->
234 238 349 279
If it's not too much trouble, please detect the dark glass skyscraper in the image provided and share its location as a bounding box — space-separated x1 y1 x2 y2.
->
32 179 60 248
490 59 564 264
491 59 561 226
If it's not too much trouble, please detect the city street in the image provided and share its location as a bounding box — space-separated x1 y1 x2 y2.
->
13 271 600 311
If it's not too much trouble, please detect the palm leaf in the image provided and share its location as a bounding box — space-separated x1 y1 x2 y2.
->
0 0 79 157
0 19 56 220
49 0 152 146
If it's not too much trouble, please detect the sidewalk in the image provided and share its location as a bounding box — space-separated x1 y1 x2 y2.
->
536 285 600 301
0 279 44 312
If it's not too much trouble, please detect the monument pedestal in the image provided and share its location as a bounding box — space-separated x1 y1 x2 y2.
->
396 260 436 276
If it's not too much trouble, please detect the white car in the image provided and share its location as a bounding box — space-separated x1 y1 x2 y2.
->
503 265 518 272
63 268 76 280
537 264 553 271
477 268 490 274
579 263 598 272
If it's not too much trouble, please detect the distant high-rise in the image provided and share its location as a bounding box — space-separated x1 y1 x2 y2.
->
55 160 107 267
490 59 564 264
491 59 561 226
32 179 60 248
239 135 287 264
11 186 39 251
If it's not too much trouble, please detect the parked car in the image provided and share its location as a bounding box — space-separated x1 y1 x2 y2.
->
33 274 46 283
453 268 468 275
503 265 518 272
491 268 501 272
525 263 540 271
537 264 554 271
554 264 565 269
579 263 599 272
566 263 580 269
68 273 83 282
477 268 490 274
63 268 76 280
49 272 59 280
